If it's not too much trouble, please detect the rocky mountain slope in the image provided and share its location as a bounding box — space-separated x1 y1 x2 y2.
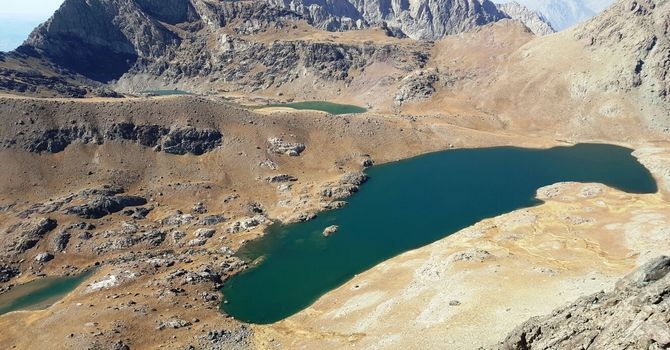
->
445 0 670 139
0 0 549 99
267 0 506 39
499 256 670 349
4 0 433 100
497 1 555 35
574 0 669 105
506 0 613 30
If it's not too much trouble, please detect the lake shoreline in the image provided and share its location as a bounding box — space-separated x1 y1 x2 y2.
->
255 146 670 348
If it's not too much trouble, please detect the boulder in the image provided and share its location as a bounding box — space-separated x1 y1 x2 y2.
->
323 225 339 237
266 174 298 183
187 238 208 247
35 252 54 263
199 215 226 226
194 228 215 238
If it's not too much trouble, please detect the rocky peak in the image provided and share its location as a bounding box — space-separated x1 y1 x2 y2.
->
496 2 556 35
18 0 187 82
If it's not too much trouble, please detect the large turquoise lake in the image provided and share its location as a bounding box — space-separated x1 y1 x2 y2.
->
221 144 657 324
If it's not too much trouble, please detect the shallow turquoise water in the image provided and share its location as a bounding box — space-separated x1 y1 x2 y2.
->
266 101 366 115
221 143 657 324
0 269 95 315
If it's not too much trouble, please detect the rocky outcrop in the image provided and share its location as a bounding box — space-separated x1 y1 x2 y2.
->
321 172 370 200
0 265 19 283
53 231 71 251
65 195 148 219
10 218 58 253
194 325 252 349
160 127 222 155
267 138 306 156
340 172 369 186
268 0 507 40
199 215 226 226
28 126 102 153
226 216 268 234
395 69 439 106
499 256 670 349
496 2 555 35
266 174 299 183
25 123 222 155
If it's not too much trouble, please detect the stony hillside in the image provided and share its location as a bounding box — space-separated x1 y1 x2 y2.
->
443 0 670 139
573 0 670 105
0 0 438 102
499 256 670 349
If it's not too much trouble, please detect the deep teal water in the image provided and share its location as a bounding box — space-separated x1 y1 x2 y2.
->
266 101 367 115
0 269 96 315
221 144 657 324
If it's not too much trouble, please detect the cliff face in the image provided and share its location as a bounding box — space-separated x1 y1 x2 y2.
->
499 256 670 350
268 0 507 39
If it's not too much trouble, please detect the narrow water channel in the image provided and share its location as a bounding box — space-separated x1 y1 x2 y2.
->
265 101 367 115
0 269 96 316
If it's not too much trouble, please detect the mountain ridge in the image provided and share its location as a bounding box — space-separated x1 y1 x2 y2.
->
1 0 556 96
